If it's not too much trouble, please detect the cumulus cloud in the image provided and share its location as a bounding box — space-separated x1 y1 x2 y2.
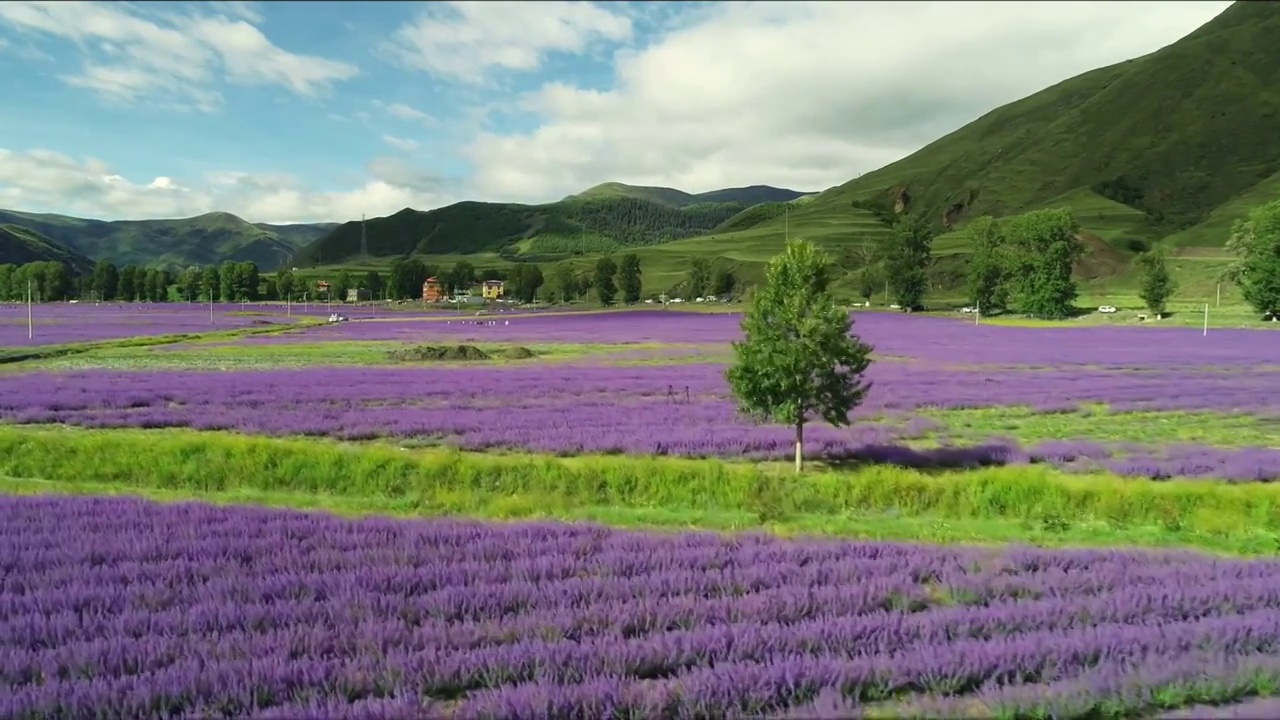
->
385 1 633 84
0 148 457 224
0 1 357 111
461 0 1233 202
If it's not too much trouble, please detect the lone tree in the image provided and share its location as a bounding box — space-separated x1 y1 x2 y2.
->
964 216 1009 313
880 216 933 311
1136 249 1177 319
726 239 874 473
1225 200 1280 320
858 267 880 306
618 253 642 304
686 258 711 300
593 257 618 305
712 266 738 297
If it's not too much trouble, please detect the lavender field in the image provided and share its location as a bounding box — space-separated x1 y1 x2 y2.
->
4 494 1278 719
0 303 302 346
2 309 1280 481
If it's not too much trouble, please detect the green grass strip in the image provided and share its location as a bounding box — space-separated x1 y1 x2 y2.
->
1 426 1278 556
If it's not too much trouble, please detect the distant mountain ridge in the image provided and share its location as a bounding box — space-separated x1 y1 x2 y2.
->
295 182 815 266
0 209 335 270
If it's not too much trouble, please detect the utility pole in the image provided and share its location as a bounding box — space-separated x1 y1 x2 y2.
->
361 214 368 260
26 279 33 340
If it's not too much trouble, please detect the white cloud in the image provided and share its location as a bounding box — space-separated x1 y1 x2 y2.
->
0 148 456 224
374 100 436 125
205 1 264 25
386 1 633 84
462 0 1233 202
0 1 357 111
382 135 421 152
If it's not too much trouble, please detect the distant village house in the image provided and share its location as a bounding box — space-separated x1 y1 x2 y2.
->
482 280 505 300
422 277 443 303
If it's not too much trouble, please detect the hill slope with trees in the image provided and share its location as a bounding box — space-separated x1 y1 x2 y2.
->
0 224 95 275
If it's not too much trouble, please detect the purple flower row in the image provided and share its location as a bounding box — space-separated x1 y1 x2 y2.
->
3 363 1279 480
5 495 1280 718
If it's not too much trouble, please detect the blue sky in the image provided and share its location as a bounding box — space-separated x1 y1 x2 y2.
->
0 1 1230 223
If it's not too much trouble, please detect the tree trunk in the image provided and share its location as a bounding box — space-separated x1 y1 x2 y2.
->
794 421 804 474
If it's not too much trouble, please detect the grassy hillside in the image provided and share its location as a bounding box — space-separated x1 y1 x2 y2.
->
0 209 333 270
814 0 1276 247
296 184 811 266
578 0 1274 301
0 224 95 273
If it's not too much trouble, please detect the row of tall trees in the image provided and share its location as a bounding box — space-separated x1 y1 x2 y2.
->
0 262 75 302
169 262 261 303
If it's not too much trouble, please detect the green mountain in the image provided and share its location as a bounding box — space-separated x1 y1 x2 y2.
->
296 184 812 265
814 0 1276 250
564 182 812 207
564 1 1276 301
0 224 95 274
0 209 334 270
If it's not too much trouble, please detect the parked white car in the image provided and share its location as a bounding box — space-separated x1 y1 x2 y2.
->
328 313 349 323
1097 305 1118 314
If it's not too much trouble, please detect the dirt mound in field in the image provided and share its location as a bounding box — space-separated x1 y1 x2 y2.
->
387 344 538 362
388 344 492 362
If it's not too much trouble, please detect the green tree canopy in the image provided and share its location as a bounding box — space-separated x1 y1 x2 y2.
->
964 215 1009 313
1226 200 1280 318
1137 249 1177 318
1002 208 1083 320
726 239 874 473
880 217 932 311
618 253 642 303
686 258 711 300
712 266 737 298
593 257 618 305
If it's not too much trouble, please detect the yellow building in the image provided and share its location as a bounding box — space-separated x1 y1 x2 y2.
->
481 280 505 300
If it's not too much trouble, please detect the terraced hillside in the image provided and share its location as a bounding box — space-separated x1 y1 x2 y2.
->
0 224 94 274
295 183 810 265
0 209 333 270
